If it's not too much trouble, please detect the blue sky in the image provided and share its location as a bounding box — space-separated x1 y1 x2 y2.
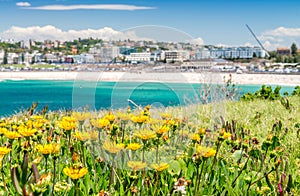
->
1 0 300 50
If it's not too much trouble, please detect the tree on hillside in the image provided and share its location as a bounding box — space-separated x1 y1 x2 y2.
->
3 50 8 64
291 43 297 56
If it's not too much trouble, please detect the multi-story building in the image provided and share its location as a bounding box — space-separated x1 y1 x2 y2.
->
0 50 4 64
100 46 120 62
7 53 19 64
276 48 290 56
194 48 210 59
126 52 151 63
209 47 265 59
162 50 190 63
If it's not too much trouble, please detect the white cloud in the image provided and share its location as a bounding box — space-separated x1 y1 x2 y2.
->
0 25 204 44
243 42 254 47
24 4 155 11
190 37 204 45
256 26 300 50
16 2 31 7
263 27 300 37
0 25 154 42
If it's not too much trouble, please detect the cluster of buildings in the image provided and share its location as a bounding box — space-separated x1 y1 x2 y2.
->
0 39 267 65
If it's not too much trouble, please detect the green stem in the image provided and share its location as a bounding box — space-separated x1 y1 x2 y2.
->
45 156 48 171
51 158 56 196
74 180 79 196
156 139 159 163
194 163 200 195
1 158 7 192
232 154 250 186
197 159 206 193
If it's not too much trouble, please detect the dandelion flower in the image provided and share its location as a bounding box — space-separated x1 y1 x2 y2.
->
18 126 37 137
3 131 21 139
102 140 124 154
73 131 90 141
126 143 142 151
63 166 88 180
0 146 11 156
104 112 115 123
72 112 91 122
196 146 216 158
131 115 149 124
127 161 147 171
58 117 76 131
223 132 231 139
151 162 169 172
91 118 110 129
189 133 200 142
0 127 8 134
155 125 169 135
198 128 206 135
134 130 156 141
36 143 60 155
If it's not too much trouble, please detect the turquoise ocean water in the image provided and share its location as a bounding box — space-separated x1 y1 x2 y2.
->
0 80 297 117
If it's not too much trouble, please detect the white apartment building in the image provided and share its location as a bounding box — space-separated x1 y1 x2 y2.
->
100 46 120 62
126 52 151 63
7 53 19 64
0 50 4 64
194 48 210 59
162 50 190 63
209 47 266 59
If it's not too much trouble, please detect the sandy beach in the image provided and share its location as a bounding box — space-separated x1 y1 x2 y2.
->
0 71 299 86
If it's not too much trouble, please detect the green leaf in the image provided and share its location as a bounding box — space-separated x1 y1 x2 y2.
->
168 160 181 176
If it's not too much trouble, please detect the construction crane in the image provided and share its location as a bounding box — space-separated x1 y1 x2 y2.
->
246 24 270 58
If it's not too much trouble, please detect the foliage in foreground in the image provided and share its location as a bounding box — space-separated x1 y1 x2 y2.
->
0 95 299 195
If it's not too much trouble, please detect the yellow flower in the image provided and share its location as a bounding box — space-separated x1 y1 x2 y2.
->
31 115 44 120
198 128 206 135
0 146 11 155
196 146 216 158
116 112 132 121
126 143 142 151
159 113 172 119
0 127 7 134
73 131 90 141
104 112 115 123
164 119 176 126
63 166 88 180
30 116 49 128
88 131 98 141
155 125 169 135
102 140 124 154
72 112 91 122
134 130 156 141
18 126 37 137
4 131 21 139
151 162 169 172
91 118 110 129
180 130 189 137
131 115 149 124
58 117 76 131
32 121 44 129
0 122 6 127
223 132 231 139
127 161 147 171
36 143 60 155
189 133 200 142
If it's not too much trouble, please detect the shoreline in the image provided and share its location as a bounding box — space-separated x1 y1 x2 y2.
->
0 71 299 86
